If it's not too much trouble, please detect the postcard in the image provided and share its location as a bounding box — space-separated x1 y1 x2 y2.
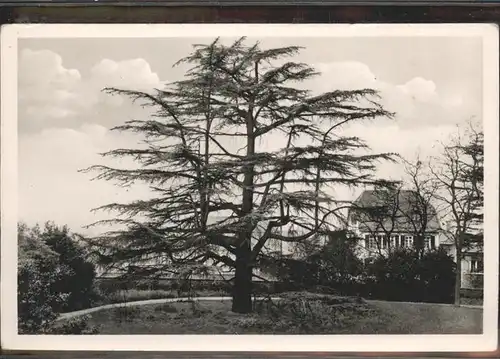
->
1 23 498 352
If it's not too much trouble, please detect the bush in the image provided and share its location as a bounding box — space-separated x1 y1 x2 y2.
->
309 232 364 294
467 273 484 289
365 249 456 303
18 224 68 333
262 233 456 304
47 315 100 334
271 257 317 290
262 230 364 295
18 222 99 333
254 292 368 334
40 222 98 312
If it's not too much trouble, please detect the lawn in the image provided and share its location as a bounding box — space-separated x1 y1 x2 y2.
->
93 287 230 306
74 292 482 335
95 288 224 305
367 300 483 334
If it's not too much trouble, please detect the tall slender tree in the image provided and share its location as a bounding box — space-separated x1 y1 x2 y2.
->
430 121 484 305
401 158 441 258
83 38 395 313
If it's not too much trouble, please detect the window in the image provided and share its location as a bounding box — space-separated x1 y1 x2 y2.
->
378 235 385 249
424 235 436 250
404 235 413 248
383 235 389 249
365 235 376 249
471 259 483 273
393 235 400 248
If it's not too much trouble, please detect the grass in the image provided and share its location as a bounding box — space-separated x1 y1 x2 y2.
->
367 300 483 334
95 288 227 305
80 292 482 335
94 282 483 307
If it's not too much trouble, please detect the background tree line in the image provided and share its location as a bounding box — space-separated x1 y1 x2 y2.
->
259 230 457 304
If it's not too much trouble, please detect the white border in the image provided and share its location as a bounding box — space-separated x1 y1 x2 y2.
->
1 23 498 352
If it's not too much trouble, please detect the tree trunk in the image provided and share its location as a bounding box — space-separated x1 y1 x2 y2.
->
454 248 462 306
231 76 256 314
232 244 253 313
415 234 425 259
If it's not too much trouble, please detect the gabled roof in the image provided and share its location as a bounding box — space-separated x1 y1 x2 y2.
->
350 189 442 233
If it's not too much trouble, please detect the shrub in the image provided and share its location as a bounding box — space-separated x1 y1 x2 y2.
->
261 234 456 304
365 249 456 303
262 230 364 295
272 257 317 290
40 222 98 312
468 273 484 289
255 292 367 334
47 315 100 334
18 222 99 333
309 231 364 294
18 224 67 334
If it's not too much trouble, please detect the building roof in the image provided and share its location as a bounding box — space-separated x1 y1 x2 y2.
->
350 189 442 233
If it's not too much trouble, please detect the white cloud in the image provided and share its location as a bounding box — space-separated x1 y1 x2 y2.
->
19 49 82 132
397 77 438 102
308 61 479 129
19 50 479 134
90 58 162 91
19 49 163 133
19 49 81 88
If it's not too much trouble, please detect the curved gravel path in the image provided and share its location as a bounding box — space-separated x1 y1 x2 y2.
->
57 296 279 321
57 296 481 322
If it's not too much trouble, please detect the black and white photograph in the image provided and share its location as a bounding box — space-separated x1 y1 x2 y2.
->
1 24 498 352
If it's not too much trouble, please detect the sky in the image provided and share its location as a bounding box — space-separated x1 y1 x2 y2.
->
17 36 483 234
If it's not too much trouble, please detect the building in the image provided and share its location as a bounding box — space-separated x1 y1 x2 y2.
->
440 230 484 290
347 189 483 289
347 189 442 259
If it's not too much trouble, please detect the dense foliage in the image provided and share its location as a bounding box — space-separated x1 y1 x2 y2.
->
18 224 67 333
18 222 98 333
261 230 363 293
365 249 456 303
40 222 98 312
268 232 456 303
